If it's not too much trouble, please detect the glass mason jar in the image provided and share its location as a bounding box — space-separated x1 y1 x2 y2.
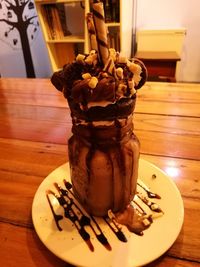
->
68 114 140 217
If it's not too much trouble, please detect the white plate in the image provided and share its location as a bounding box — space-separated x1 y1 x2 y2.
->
32 158 184 267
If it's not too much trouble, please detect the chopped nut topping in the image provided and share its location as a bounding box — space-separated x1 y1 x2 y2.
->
129 62 139 73
151 203 159 211
82 73 91 79
85 57 93 65
90 50 96 55
85 53 98 65
88 77 98 89
76 54 85 62
116 67 124 79
109 48 117 61
118 55 127 63
101 72 109 77
142 218 151 226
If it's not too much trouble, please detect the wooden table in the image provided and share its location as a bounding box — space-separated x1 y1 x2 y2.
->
0 78 200 267
135 51 181 82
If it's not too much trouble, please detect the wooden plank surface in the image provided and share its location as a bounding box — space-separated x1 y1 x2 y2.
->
0 138 199 262
0 222 71 267
136 83 200 117
1 222 198 267
1 104 199 160
0 78 200 267
1 79 200 116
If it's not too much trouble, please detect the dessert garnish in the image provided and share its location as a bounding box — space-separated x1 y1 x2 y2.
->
46 177 163 251
137 180 161 199
51 1 147 111
50 0 151 245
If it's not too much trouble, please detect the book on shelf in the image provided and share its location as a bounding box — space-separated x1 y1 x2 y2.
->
111 0 119 22
52 5 64 39
41 4 71 40
108 28 120 51
57 4 72 37
103 0 120 23
41 5 54 39
104 0 112 22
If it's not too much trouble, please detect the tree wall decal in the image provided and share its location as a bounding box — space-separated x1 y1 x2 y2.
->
0 0 40 77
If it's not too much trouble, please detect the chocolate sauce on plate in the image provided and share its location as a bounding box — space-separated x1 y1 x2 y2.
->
137 182 161 199
46 178 163 251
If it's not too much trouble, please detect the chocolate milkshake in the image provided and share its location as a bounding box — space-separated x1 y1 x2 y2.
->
51 2 147 217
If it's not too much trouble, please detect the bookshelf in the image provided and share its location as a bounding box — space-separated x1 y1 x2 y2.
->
35 0 134 73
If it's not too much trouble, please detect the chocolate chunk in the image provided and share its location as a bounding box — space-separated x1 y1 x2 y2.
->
51 71 64 91
89 77 116 102
71 80 91 103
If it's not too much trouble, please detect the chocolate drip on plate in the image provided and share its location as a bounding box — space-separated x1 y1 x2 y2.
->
63 180 112 251
46 192 63 231
47 188 94 252
46 179 163 252
104 216 127 242
137 194 163 213
137 182 161 199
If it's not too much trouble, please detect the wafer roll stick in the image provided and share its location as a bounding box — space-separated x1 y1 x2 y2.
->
92 2 109 65
86 13 98 51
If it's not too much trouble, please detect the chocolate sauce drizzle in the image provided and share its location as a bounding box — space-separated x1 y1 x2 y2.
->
137 182 161 199
136 193 163 213
46 193 63 231
104 216 127 242
63 180 112 251
132 199 147 215
47 188 94 251
46 179 163 252
46 181 112 251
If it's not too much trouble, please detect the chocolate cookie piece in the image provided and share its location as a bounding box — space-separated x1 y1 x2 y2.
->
69 96 136 122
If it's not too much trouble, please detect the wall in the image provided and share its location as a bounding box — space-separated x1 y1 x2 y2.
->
136 0 200 82
0 1 52 78
0 30 52 77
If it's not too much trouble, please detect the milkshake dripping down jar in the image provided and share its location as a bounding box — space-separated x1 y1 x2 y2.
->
51 1 147 218
68 100 140 216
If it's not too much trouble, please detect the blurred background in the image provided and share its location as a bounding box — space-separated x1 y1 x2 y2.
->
0 0 199 83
